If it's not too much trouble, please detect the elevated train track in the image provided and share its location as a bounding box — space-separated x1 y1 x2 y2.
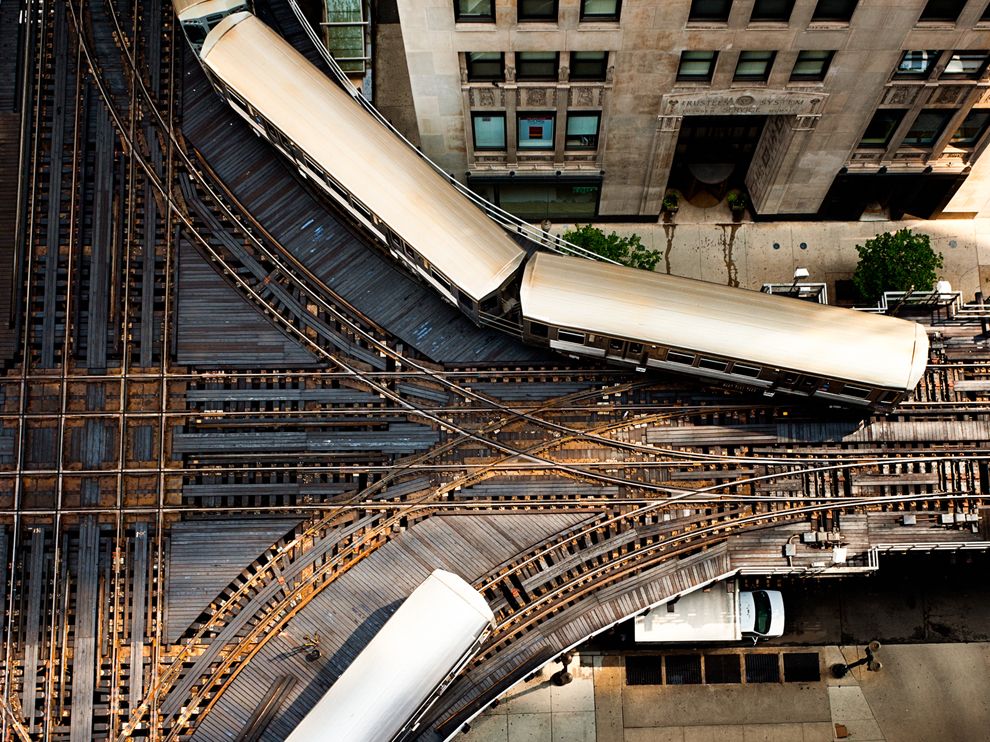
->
0 0 988 739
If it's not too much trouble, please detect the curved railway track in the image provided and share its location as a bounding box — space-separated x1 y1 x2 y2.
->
3 0 989 739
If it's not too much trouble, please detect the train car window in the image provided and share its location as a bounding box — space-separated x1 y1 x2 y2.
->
609 338 624 351
666 351 695 365
530 322 549 337
558 330 586 344
352 199 373 220
457 290 475 311
481 296 500 314
842 385 872 399
732 364 762 378
699 358 728 372
880 391 900 403
430 268 451 293
629 342 643 354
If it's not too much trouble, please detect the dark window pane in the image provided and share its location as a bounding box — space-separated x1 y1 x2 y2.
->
790 50 834 80
859 109 906 147
570 51 608 80
733 363 762 378
950 109 990 147
665 654 702 685
689 0 731 22
783 653 822 682
677 50 718 81
626 656 662 685
519 0 557 21
894 50 940 77
705 654 742 683
472 113 506 150
530 321 549 337
919 0 966 22
455 0 494 22
466 52 504 81
941 51 990 78
699 357 729 372
859 108 907 149
745 654 781 683
811 0 858 21
565 113 601 149
518 113 555 149
581 0 620 20
983 2 990 21
734 50 775 81
667 351 695 364
517 51 559 80
902 109 953 146
751 0 794 22
558 329 585 344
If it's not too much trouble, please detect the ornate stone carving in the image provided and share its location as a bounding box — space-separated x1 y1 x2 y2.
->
477 88 497 107
504 66 515 82
934 85 965 104
525 87 551 106
575 87 595 106
659 88 827 117
883 86 919 106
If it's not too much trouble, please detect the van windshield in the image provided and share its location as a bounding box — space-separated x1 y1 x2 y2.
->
753 591 772 635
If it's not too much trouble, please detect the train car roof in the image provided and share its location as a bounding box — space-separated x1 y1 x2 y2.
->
285 569 494 742
201 13 526 301
520 252 929 391
174 0 244 21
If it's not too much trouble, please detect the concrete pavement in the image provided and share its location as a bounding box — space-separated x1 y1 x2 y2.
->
459 644 990 742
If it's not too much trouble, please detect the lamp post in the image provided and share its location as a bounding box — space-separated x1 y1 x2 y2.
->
831 641 882 678
790 267 810 296
550 653 574 686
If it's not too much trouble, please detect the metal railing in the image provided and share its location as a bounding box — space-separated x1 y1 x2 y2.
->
761 282 829 304
285 0 620 266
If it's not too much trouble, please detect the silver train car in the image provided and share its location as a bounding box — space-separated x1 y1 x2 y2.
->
188 9 929 408
520 253 928 407
200 11 526 322
284 569 495 742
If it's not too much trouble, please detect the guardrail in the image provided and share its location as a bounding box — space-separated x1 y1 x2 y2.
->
285 0 620 266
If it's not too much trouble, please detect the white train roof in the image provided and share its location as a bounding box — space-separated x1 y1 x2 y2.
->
520 252 928 391
174 0 244 21
201 13 527 301
285 569 494 742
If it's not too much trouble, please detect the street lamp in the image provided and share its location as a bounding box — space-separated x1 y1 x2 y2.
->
831 641 882 678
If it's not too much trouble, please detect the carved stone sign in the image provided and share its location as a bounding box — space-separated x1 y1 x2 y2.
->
660 89 827 117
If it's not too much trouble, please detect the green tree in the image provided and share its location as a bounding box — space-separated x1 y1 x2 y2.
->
852 228 943 303
560 224 661 272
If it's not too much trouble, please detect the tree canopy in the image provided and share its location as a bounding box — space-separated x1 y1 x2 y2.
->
560 224 661 272
852 229 943 303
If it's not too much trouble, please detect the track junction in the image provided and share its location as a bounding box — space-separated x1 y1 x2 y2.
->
0 0 988 739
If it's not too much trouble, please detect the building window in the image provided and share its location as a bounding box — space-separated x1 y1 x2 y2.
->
859 109 906 148
472 113 506 150
518 0 557 21
790 50 833 81
941 51 990 79
919 0 966 22
751 0 794 22
565 113 601 149
518 113 555 149
454 0 494 22
811 0 858 21
894 50 940 78
677 50 718 82
902 109 954 147
734 51 776 81
570 51 608 81
688 0 731 22
950 109 990 147
516 52 560 80
580 0 620 21
466 52 504 81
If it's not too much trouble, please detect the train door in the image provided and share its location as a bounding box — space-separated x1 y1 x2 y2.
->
607 339 648 368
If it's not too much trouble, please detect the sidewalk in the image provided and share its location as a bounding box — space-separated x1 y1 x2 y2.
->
549 205 990 306
460 643 990 742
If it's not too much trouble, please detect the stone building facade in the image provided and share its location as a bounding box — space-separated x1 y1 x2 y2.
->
386 0 990 219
